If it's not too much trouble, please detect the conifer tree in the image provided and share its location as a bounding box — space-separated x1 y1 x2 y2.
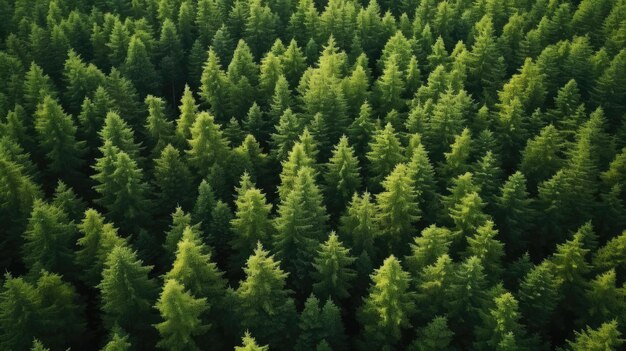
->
324 136 361 216
175 85 198 145
466 221 505 282
406 225 453 274
312 233 356 302
231 177 274 270
236 243 298 350
358 255 416 350
92 148 151 234
348 102 376 164
276 142 316 201
474 292 532 351
101 330 132 351
375 55 406 114
200 49 230 120
376 163 420 253
236 332 269 351
144 95 174 157
445 256 489 327
339 191 380 260
408 316 454 351
155 279 209 350
35 96 85 181
154 145 194 217
495 172 533 256
562 320 623 351
271 108 302 161
274 166 328 293
123 35 158 96
157 19 184 101
467 16 505 105
76 209 126 287
439 128 472 182
100 111 143 162
296 295 346 351
186 111 230 177
98 246 157 335
24 62 57 113
281 39 307 88
23 200 76 276
51 181 86 222
366 122 405 188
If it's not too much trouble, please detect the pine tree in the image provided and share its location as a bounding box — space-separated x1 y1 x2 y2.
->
101 330 132 351
231 177 274 270
35 96 85 181
348 102 376 164
78 87 115 153
123 35 158 96
281 39 307 88
236 243 298 350
24 62 57 113
408 316 454 351
584 269 625 327
474 292 531 351
175 85 198 145
520 125 564 188
0 275 39 351
259 53 284 103
144 95 174 157
296 295 346 351
276 141 316 201
518 260 561 332
76 209 127 287
228 40 259 118
157 19 184 102
155 279 209 351
495 172 533 256
274 166 328 293
358 255 416 350
366 122 405 189
562 320 623 351
186 111 230 177
92 148 151 234
466 221 505 282
98 246 157 335
375 55 406 114
449 191 490 239
235 332 269 351
467 16 505 105
51 181 86 222
339 191 380 259
343 64 370 118
245 0 278 58
376 163 420 253
154 145 194 217
100 111 142 162
200 49 230 120
63 50 106 114
445 256 489 327
23 200 76 276
312 232 356 302
406 225 453 274
439 128 472 182
324 136 361 216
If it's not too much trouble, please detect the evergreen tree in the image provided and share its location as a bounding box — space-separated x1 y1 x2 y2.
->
155 279 209 351
366 122 405 189
175 85 198 145
235 332 269 351
376 163 420 253
144 95 174 157
296 295 346 351
99 111 142 162
92 148 151 234
474 292 531 351
24 62 57 113
406 225 453 274
123 35 158 96
154 145 194 217
339 191 380 260
274 166 328 293
375 55 406 114
348 102 376 164
312 233 356 302
23 200 76 276
324 136 361 216
101 330 132 351
358 255 416 350
408 316 454 351
186 111 230 177
236 243 298 350
35 96 85 181
200 49 230 120
562 320 623 351
76 209 127 287
231 177 274 270
98 246 157 336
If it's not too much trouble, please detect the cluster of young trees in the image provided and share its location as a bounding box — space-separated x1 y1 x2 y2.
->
0 0 625 350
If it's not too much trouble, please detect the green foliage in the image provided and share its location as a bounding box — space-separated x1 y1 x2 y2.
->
358 255 416 350
155 279 209 351
312 232 356 301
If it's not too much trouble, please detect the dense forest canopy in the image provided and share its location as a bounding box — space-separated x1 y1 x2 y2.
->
0 0 626 350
